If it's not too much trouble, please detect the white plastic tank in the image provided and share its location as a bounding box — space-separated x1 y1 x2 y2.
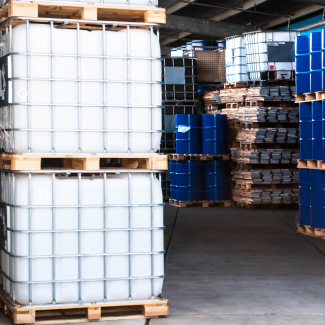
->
225 35 248 83
0 23 162 154
0 171 164 305
243 31 298 80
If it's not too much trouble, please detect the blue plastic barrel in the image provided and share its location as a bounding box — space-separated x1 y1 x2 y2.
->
295 35 310 94
322 100 325 161
310 32 322 92
186 42 192 50
170 161 202 201
310 169 325 228
170 160 177 200
215 40 226 48
176 114 202 154
192 40 213 51
299 169 310 226
312 100 322 160
299 102 312 160
202 114 227 155
322 29 325 90
203 161 228 201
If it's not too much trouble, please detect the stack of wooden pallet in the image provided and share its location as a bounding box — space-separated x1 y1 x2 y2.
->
222 106 299 123
236 128 299 145
233 169 299 185
222 81 299 209
231 148 300 164
233 188 299 206
202 84 296 111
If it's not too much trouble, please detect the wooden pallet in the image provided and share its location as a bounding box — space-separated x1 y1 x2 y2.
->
0 154 168 171
0 293 169 324
169 198 232 208
229 121 298 130
297 224 325 239
224 82 247 89
236 202 298 210
297 159 325 170
168 154 229 161
295 91 325 103
0 0 166 23
162 100 199 105
224 100 297 109
235 183 299 190
247 79 295 87
225 102 242 109
239 142 298 150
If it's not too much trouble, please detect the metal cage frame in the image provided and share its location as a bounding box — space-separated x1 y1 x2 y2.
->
0 169 165 307
0 17 163 154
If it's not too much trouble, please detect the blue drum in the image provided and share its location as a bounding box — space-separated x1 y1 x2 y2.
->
170 161 203 201
299 102 312 160
203 161 228 201
202 114 227 155
176 114 202 154
310 169 325 229
299 169 310 226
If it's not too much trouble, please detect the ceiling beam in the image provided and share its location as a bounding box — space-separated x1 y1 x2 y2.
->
162 15 257 42
210 0 268 21
166 0 196 14
259 4 323 28
161 0 268 46
292 0 325 5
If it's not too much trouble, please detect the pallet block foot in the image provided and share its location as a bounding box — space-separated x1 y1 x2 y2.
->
87 307 101 321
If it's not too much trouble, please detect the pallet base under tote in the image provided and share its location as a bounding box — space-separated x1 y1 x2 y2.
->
0 293 169 324
0 0 166 24
0 154 168 171
169 199 232 208
297 224 325 239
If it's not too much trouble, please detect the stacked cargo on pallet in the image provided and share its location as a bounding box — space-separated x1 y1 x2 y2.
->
160 57 198 199
220 31 299 209
0 2 169 323
168 114 231 208
296 30 325 239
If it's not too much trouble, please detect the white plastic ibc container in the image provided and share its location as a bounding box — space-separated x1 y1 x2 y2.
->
0 22 162 154
243 31 298 80
0 171 164 305
225 35 248 83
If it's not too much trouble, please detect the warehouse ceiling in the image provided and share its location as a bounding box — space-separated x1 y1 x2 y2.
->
159 0 325 54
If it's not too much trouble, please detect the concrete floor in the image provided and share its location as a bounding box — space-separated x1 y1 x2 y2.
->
1 205 325 325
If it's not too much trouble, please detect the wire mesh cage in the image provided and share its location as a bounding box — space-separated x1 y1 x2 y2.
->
192 47 225 83
162 57 197 101
0 169 165 306
0 17 163 154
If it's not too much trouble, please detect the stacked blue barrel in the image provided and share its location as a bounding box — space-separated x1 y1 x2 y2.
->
296 31 325 236
169 114 229 207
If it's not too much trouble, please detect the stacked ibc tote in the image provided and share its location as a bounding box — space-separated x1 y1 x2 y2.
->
297 30 325 238
0 1 170 323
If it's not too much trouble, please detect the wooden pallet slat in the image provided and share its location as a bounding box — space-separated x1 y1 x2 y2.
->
169 198 232 208
295 91 325 103
297 224 325 239
168 154 229 161
297 159 325 170
0 0 166 24
0 293 169 324
0 154 168 171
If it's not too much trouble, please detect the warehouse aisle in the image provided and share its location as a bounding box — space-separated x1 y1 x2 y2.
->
152 205 325 325
1 206 325 325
